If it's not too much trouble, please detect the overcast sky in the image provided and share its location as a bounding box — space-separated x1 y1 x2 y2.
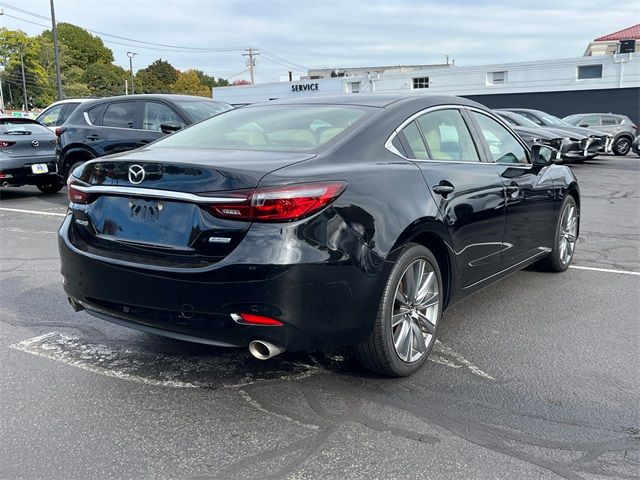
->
1 0 638 83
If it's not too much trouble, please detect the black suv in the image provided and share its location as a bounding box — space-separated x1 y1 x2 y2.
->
57 94 232 177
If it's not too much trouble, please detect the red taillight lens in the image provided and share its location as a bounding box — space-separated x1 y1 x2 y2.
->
55 127 66 137
66 178 94 204
0 141 16 148
232 313 283 326
208 181 347 222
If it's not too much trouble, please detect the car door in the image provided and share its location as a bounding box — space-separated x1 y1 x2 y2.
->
468 109 556 268
397 107 507 287
138 101 188 147
97 100 143 156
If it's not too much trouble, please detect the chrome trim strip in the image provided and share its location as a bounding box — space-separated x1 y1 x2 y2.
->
70 184 247 203
462 248 550 290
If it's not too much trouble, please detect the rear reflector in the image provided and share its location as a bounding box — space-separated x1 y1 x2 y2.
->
0 141 16 148
208 181 347 222
231 313 283 326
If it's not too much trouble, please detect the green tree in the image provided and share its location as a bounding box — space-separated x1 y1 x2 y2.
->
135 59 178 93
194 69 230 88
83 63 127 96
172 69 211 97
39 23 113 71
0 28 51 108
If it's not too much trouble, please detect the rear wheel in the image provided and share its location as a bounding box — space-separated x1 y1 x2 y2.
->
37 181 64 194
537 196 578 272
613 137 631 156
355 243 442 376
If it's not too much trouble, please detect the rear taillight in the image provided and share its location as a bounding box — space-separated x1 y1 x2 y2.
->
231 313 283 326
55 127 66 137
0 141 16 148
207 181 347 222
66 177 94 204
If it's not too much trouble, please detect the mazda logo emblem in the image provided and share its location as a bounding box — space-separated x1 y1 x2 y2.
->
128 164 146 184
31 140 39 147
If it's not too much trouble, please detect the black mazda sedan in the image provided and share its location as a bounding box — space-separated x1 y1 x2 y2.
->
59 95 580 376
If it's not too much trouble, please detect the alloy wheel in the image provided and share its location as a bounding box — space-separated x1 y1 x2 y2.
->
559 203 578 265
391 258 439 363
616 138 630 155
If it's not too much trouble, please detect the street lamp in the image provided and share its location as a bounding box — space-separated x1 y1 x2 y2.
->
127 52 138 94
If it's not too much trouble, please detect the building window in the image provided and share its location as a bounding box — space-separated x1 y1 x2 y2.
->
349 82 360 94
487 71 507 85
412 77 429 89
577 65 603 80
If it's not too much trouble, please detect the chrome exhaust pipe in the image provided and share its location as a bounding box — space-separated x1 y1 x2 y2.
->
248 340 285 360
1 182 10 188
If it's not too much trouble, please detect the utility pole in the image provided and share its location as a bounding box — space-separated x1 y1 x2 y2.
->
127 52 137 94
19 47 28 112
0 71 5 113
50 0 64 99
125 79 128 95
242 48 259 85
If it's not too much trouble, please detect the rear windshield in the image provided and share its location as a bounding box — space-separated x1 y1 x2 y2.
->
174 100 233 123
0 119 52 135
153 105 372 152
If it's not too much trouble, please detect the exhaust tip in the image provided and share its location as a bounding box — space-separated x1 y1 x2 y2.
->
248 340 284 360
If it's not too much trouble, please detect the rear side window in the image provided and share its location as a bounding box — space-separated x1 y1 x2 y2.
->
87 104 107 125
416 109 479 162
400 121 429 160
143 102 186 131
102 102 137 129
580 115 600 126
515 111 542 125
601 116 619 126
61 102 81 123
152 105 371 152
471 112 528 164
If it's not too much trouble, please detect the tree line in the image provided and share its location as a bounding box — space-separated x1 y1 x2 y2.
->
0 23 231 109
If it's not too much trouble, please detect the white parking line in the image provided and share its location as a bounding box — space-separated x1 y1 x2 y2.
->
0 207 66 217
570 265 640 276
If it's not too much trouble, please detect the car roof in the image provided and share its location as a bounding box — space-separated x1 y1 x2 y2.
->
251 94 487 110
45 98 92 106
75 94 230 110
497 108 545 115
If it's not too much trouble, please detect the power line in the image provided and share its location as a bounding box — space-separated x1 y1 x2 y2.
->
0 3 246 52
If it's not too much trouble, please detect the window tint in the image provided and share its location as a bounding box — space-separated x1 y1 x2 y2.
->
61 102 81 123
400 121 428 159
37 104 63 126
143 102 185 131
471 112 528 164
174 100 232 123
601 116 619 126
102 102 137 129
0 119 52 135
153 105 371 152
87 104 107 125
580 115 600 126
416 109 479 162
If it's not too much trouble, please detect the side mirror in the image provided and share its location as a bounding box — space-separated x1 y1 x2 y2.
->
579 123 589 128
160 122 183 134
530 144 556 166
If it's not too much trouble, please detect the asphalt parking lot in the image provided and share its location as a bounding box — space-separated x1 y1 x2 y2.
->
1 156 638 480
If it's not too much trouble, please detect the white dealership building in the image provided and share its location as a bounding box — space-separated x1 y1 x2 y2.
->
212 25 640 124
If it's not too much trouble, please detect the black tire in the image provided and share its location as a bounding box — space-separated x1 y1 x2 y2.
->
355 243 443 377
36 181 64 194
613 137 631 156
537 195 578 272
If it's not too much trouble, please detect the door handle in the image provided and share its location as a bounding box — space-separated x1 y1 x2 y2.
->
86 134 99 141
432 183 455 197
505 185 519 199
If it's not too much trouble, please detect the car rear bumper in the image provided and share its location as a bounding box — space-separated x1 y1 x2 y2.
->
0 156 61 186
58 210 387 351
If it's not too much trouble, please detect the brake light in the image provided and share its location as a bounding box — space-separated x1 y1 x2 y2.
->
66 178 94 204
231 313 283 326
0 141 16 148
208 181 347 222
55 127 66 137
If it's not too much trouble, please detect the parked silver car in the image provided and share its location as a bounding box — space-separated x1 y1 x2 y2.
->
562 113 637 156
0 116 63 193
